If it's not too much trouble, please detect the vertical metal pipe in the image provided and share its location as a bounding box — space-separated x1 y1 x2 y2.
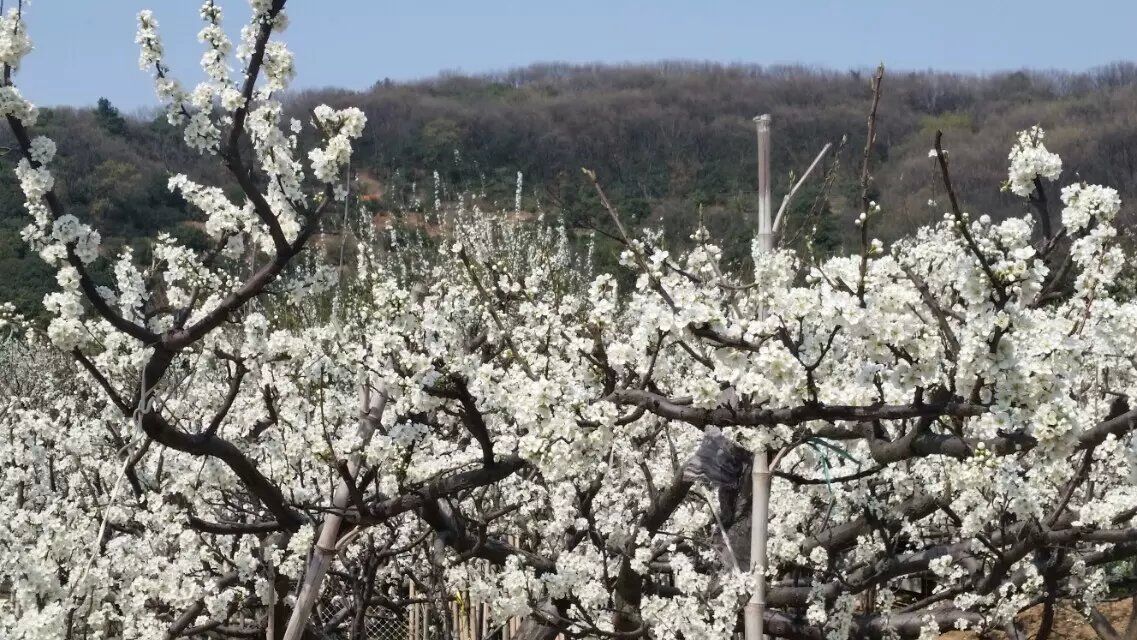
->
755 114 773 254
744 114 773 640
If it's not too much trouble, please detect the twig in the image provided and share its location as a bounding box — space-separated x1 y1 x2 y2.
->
456 248 538 381
933 130 1009 306
201 359 248 439
773 143 832 234
856 64 885 304
583 168 676 309
73 348 130 414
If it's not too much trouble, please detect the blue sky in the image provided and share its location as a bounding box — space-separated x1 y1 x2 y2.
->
14 0 1137 111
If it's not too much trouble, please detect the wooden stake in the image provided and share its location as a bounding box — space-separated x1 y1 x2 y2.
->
409 581 417 640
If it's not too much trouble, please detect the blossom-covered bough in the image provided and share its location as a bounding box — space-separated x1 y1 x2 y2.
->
4 2 1137 640
0 1 530 637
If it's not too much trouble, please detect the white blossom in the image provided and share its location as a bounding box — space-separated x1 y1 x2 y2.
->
1007 125 1062 197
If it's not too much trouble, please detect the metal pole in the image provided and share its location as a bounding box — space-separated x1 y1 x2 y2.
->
744 114 773 640
755 114 773 254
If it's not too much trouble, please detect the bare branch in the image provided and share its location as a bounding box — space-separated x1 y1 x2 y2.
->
934 130 1009 306
773 142 832 234
606 388 985 428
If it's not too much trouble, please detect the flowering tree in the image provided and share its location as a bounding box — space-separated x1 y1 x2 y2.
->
0 1 530 637
4 2 1137 640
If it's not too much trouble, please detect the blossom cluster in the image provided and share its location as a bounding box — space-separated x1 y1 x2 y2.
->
1006 124 1062 196
309 105 367 184
4 3 1137 639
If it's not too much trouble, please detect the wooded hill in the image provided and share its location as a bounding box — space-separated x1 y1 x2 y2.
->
5 62 1137 318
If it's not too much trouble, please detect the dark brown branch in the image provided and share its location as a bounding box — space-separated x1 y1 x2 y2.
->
187 515 282 535
202 359 248 439
772 464 883 485
855 63 884 304
248 384 278 439
451 377 495 465
1048 446 1096 527
1077 405 1137 450
123 437 153 497
169 251 291 349
223 153 290 255
5 115 158 344
358 456 528 524
1034 250 1074 307
419 500 556 573
606 388 985 428
165 572 240 639
899 263 960 356
72 348 130 414
1083 607 1123 640
690 323 768 353
800 492 941 557
335 459 369 515
224 0 284 155
1029 174 1054 240
858 65 884 216
585 168 676 309
1036 585 1057 640
613 472 693 633
456 248 537 381
139 409 304 530
934 130 1008 306
220 0 289 258
860 419 1035 464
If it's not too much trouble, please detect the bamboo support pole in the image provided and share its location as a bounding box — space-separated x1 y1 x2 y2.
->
744 113 773 640
408 581 417 640
282 381 387 640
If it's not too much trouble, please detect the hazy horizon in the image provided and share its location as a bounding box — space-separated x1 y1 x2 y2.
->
26 57 1137 117
12 0 1137 110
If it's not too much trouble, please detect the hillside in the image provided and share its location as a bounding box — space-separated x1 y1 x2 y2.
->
6 62 1137 317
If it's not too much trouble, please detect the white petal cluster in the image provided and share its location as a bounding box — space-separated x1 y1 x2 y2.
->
1060 182 1121 232
28 136 55 164
183 110 221 154
168 174 250 239
308 105 367 184
12 133 101 269
259 41 294 96
135 10 163 69
1007 125 1062 197
6 144 1137 639
136 10 189 126
0 8 32 69
197 1 232 85
0 85 37 125
6 6 1137 640
15 158 53 201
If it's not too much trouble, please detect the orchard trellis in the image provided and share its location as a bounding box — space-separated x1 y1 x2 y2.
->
3 1 1137 640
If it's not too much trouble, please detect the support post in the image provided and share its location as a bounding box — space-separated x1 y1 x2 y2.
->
755 114 773 254
744 113 773 640
282 381 386 640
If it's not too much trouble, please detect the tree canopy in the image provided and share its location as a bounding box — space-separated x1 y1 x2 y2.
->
4 3 1137 640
